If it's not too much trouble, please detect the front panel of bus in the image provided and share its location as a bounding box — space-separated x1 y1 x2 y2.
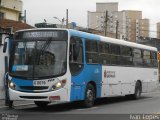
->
8 29 71 102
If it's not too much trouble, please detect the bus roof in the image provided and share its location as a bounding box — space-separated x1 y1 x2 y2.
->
15 28 157 52
100 36 157 51
68 29 157 52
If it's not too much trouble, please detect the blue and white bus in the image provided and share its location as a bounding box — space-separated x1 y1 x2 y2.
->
7 28 158 108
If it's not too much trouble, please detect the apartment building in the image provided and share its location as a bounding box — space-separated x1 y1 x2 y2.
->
0 0 22 21
157 22 160 39
122 10 142 42
88 3 149 42
88 2 118 34
136 19 149 41
96 2 118 12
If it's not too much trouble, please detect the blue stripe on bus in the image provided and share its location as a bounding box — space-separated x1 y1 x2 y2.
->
70 65 102 101
12 77 33 92
69 29 100 40
69 30 102 101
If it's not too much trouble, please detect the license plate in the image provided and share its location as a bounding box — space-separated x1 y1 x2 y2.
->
33 80 46 86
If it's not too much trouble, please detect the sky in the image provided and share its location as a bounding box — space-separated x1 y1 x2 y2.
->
22 0 160 37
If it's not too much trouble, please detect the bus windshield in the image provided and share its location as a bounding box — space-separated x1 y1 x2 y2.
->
9 31 68 79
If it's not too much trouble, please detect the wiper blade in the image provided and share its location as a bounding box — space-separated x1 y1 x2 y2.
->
40 37 52 54
35 37 52 64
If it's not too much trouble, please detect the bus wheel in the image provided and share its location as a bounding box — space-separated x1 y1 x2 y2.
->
132 81 142 99
82 83 95 108
34 101 49 107
8 100 13 108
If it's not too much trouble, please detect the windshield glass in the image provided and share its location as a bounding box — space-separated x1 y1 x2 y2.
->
10 40 67 79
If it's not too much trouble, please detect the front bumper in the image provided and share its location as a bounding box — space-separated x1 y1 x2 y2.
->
9 88 69 102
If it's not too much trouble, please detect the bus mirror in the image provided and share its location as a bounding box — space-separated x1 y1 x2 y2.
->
73 41 80 61
3 42 7 53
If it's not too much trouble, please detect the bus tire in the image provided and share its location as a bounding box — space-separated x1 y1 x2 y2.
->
82 83 95 108
34 101 49 107
132 81 142 99
8 100 13 108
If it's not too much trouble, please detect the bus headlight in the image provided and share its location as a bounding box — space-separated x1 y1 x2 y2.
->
51 79 67 91
8 80 16 90
52 81 62 91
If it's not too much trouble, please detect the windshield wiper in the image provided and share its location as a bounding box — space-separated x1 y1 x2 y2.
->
32 38 52 78
36 38 52 64
40 38 52 54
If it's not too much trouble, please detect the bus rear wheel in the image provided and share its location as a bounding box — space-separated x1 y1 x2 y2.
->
132 81 142 99
34 101 49 107
82 83 95 108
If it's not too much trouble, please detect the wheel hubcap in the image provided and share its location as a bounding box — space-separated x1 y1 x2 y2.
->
137 88 141 97
87 89 94 101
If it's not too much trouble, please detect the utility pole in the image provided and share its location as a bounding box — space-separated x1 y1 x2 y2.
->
24 10 26 23
116 20 119 39
104 10 108 36
0 0 2 20
66 9 68 28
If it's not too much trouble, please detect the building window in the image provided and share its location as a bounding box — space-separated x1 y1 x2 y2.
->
0 12 5 19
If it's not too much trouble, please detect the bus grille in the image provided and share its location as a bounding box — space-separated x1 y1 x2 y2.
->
19 86 48 91
20 96 48 99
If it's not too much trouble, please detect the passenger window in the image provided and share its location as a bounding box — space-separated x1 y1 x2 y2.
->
143 50 151 67
110 44 120 55
120 46 133 65
151 52 158 67
85 40 98 64
99 42 109 54
99 42 110 65
110 44 120 65
121 46 132 56
133 48 143 66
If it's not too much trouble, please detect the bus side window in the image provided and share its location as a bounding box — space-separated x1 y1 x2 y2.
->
99 42 110 65
110 44 120 65
133 48 143 67
69 36 84 75
151 51 158 67
85 40 98 64
120 46 133 66
143 50 151 67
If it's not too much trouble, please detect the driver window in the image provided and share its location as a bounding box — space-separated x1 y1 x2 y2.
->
69 36 83 75
70 37 83 63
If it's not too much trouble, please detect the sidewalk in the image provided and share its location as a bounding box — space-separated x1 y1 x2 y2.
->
0 99 34 108
0 99 5 107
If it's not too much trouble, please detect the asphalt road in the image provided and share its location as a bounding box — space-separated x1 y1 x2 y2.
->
1 90 160 120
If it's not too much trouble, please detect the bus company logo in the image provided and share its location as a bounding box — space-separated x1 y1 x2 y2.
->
48 79 54 82
106 71 116 78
